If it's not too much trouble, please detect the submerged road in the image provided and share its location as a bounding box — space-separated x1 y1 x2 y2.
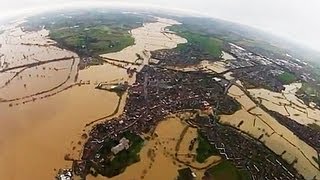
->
0 56 75 73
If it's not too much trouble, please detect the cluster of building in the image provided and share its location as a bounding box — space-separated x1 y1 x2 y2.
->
73 65 241 178
191 115 303 180
228 43 272 66
232 65 286 92
225 43 320 99
223 43 293 92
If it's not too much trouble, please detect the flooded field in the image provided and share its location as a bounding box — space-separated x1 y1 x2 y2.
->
249 83 320 126
220 85 320 179
0 17 186 179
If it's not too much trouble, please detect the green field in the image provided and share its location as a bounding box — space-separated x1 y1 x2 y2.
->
196 131 219 163
277 71 297 84
170 25 223 58
206 160 251 180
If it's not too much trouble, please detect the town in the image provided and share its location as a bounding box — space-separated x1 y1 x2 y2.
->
71 64 304 179
64 34 320 179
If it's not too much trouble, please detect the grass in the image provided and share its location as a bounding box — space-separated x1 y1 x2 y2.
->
277 71 297 84
196 131 219 163
170 25 223 58
206 160 251 180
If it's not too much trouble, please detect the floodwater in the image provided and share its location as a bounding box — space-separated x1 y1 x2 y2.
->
220 85 320 179
0 17 186 179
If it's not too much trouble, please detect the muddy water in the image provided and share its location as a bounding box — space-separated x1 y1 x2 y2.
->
221 85 320 179
0 17 186 179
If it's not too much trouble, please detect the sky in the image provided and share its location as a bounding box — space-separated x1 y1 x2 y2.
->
0 0 319 51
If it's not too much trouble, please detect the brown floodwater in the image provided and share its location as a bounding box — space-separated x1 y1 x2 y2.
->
0 17 186 179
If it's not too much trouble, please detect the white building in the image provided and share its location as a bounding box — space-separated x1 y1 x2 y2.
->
111 137 130 155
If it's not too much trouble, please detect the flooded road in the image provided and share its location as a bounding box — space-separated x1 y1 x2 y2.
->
0 17 186 179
